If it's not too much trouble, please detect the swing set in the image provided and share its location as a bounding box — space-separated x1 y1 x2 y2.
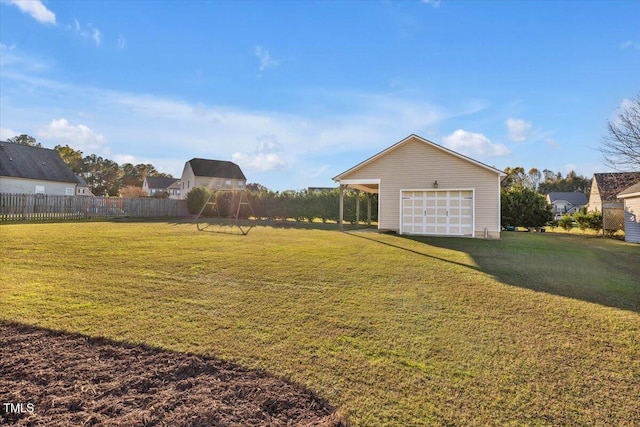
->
193 189 256 235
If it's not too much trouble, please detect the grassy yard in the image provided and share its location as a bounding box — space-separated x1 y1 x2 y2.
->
1 221 639 426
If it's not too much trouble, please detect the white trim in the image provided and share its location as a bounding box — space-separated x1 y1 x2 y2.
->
378 180 382 229
497 174 501 232
399 188 475 237
618 191 640 199
338 178 381 185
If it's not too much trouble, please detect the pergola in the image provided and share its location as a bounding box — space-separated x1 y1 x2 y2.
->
336 178 380 231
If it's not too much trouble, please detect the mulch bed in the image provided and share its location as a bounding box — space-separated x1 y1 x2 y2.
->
0 323 343 426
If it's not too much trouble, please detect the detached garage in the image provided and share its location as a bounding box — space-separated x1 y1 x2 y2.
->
333 134 505 238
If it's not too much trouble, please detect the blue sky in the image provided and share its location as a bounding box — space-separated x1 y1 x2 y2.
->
1 0 639 190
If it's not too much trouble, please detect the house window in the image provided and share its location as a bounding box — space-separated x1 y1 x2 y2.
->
65 187 74 195
35 185 45 194
237 182 244 189
225 180 232 188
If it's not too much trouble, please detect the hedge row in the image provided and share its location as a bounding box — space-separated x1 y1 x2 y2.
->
187 187 378 224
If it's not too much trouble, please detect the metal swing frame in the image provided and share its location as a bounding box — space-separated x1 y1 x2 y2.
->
193 189 256 235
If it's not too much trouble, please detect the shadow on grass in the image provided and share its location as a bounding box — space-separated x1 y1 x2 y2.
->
181 217 376 232
346 230 640 313
0 320 344 426
344 231 483 272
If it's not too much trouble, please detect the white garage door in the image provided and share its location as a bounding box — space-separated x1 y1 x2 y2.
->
401 190 473 236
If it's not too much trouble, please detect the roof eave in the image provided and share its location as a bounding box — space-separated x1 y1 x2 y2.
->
618 191 640 199
333 134 506 181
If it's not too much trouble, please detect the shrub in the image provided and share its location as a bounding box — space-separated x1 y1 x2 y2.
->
559 214 573 232
120 185 148 198
587 211 603 234
186 186 212 215
573 211 589 233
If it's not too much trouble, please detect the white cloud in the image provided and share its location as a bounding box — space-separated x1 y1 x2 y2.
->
254 45 278 72
1 63 496 186
117 34 126 49
92 28 102 46
232 152 286 172
1 127 20 140
38 118 106 150
620 40 640 50
506 118 532 142
6 0 56 25
67 19 102 46
442 129 510 157
232 134 287 172
421 0 441 7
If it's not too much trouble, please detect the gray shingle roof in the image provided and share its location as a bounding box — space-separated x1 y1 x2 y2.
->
0 142 79 184
547 192 588 206
187 158 246 180
145 177 179 190
76 175 89 186
593 172 640 203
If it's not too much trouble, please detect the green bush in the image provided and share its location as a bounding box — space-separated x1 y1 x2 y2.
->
587 211 603 234
559 214 573 232
186 186 212 215
573 211 589 233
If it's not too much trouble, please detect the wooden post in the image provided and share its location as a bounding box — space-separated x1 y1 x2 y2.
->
367 193 372 226
355 189 360 227
338 184 344 231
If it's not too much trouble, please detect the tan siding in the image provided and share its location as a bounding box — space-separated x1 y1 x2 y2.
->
194 177 246 190
340 137 501 237
623 196 640 243
179 163 196 199
587 179 601 212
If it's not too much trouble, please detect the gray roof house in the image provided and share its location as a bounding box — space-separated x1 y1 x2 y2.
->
0 142 79 195
546 192 588 219
588 172 640 231
587 172 640 212
179 159 247 198
142 176 181 199
76 175 93 196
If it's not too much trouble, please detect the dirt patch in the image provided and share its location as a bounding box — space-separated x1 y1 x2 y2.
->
1 322 343 426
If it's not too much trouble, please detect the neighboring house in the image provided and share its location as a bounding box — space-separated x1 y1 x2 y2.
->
332 134 506 238
179 158 246 199
76 175 94 196
546 192 588 219
0 142 78 195
142 176 181 199
587 172 640 230
617 182 640 244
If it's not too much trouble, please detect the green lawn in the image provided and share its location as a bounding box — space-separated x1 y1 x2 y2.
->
1 222 639 426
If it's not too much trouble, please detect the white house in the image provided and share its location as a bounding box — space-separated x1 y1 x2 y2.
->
142 176 181 199
546 192 588 219
0 142 78 195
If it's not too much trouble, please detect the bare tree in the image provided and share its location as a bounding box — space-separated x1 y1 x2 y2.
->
601 93 640 170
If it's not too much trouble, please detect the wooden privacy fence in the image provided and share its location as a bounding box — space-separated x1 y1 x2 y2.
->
0 193 189 221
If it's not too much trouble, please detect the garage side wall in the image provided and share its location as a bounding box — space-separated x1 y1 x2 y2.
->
340 138 501 238
623 197 640 243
